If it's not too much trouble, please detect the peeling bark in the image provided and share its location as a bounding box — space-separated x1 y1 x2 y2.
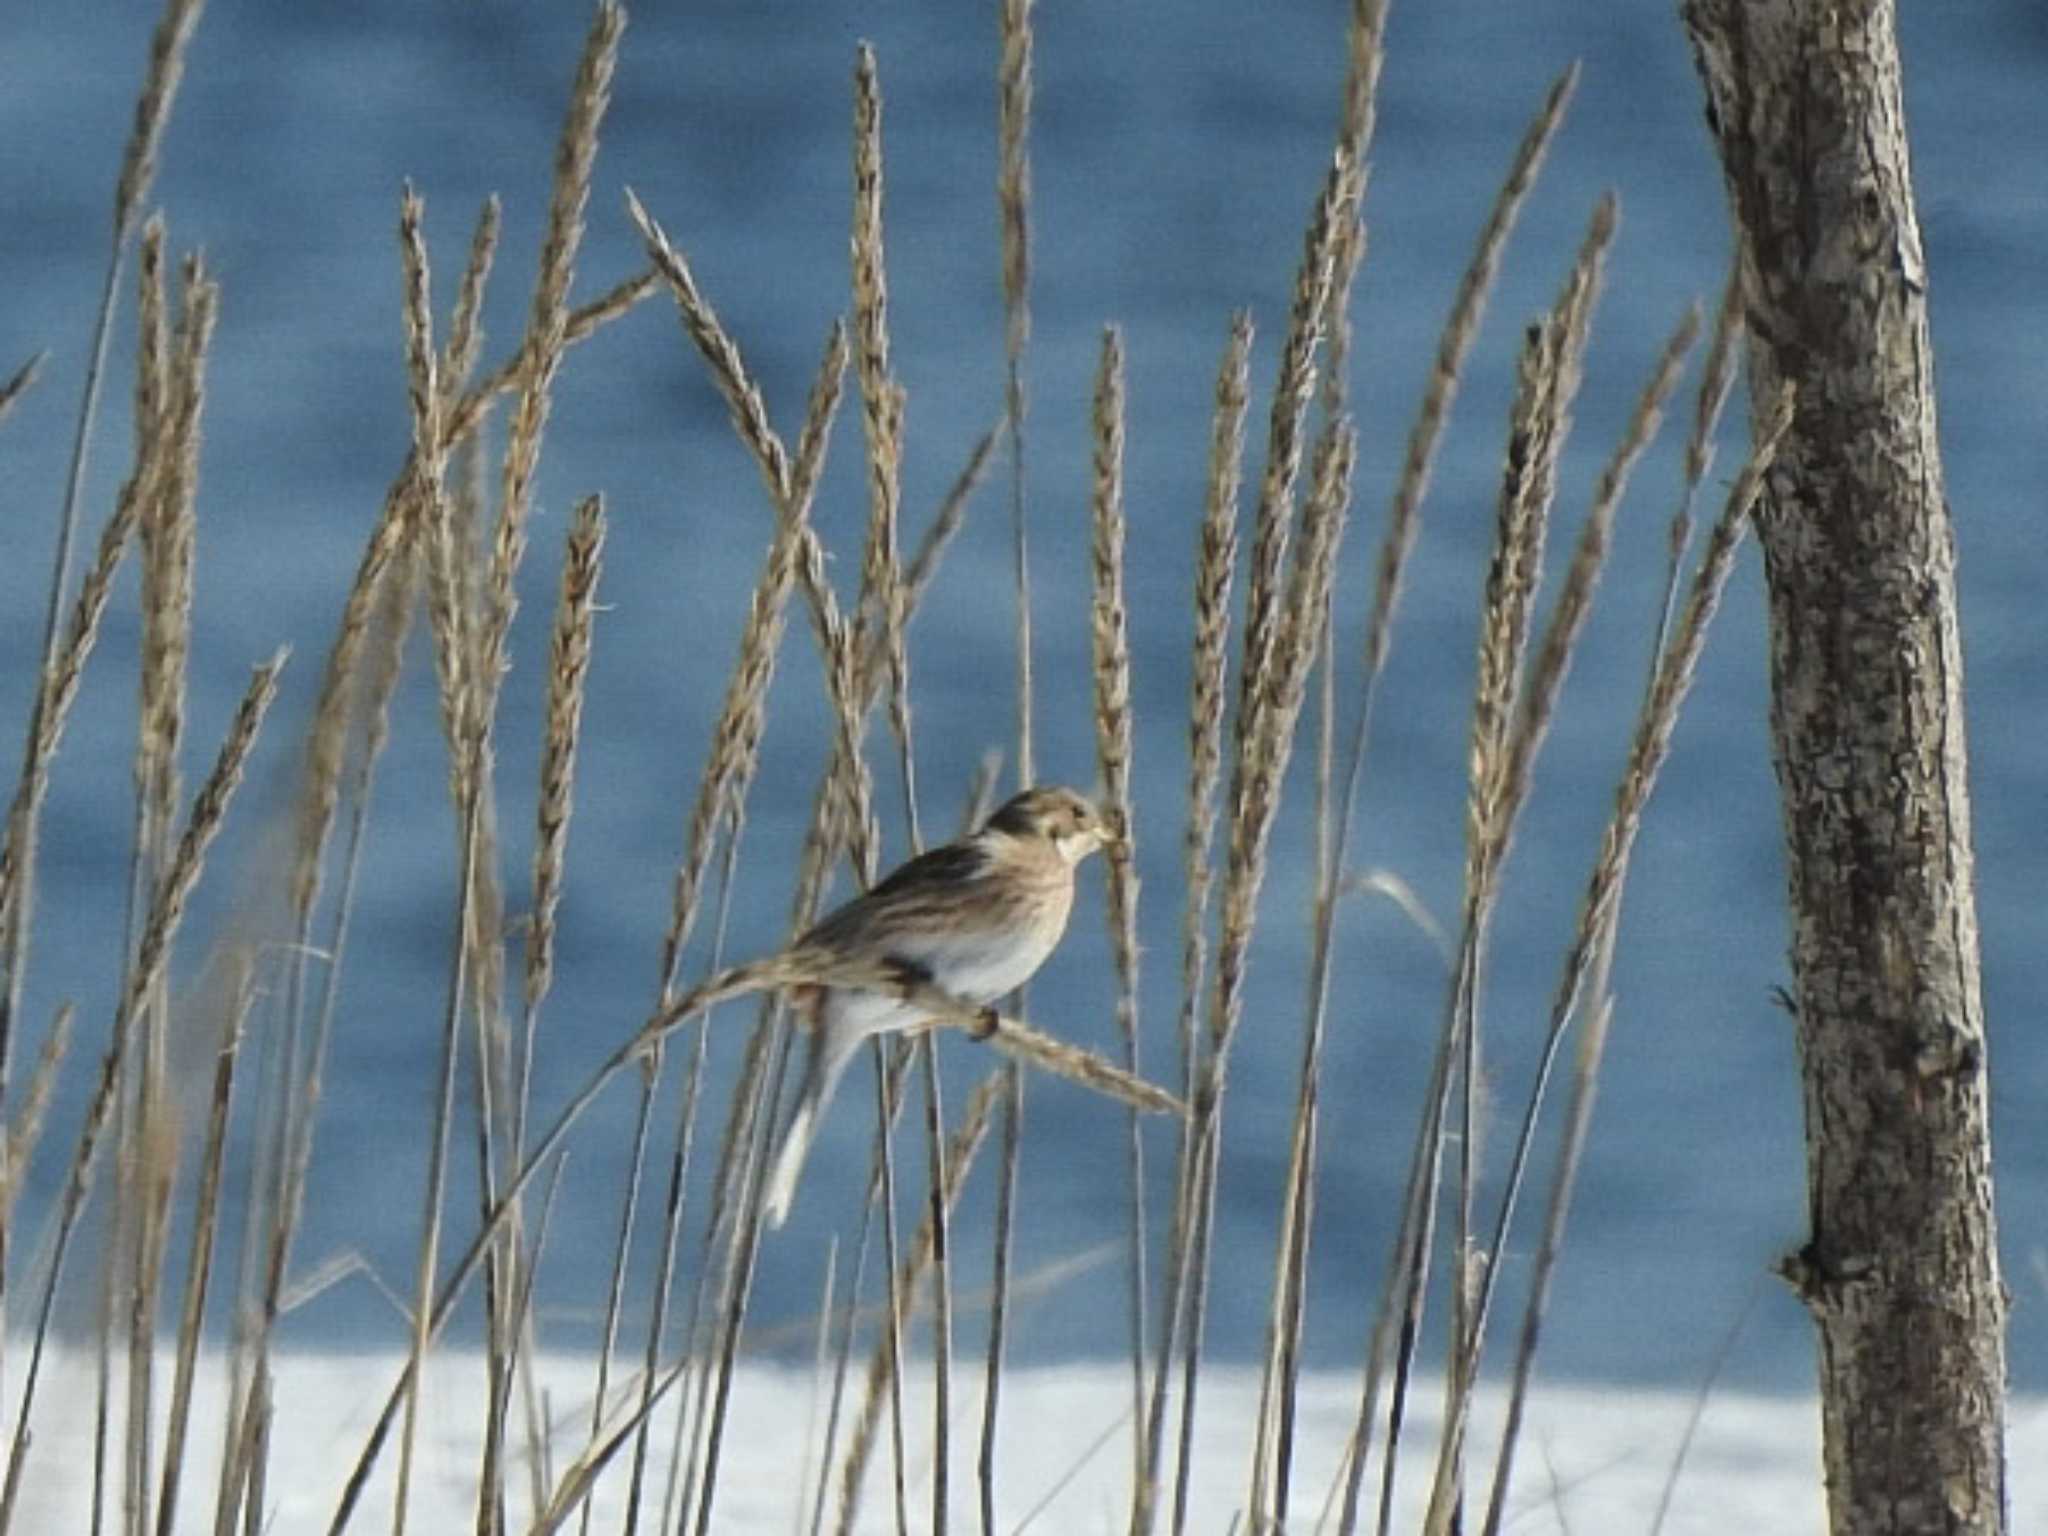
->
1679 2 2006 1532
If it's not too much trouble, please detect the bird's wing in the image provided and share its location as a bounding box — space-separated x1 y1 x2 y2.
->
797 837 993 952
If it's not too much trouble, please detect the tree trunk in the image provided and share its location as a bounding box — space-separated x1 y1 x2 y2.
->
1678 3 2006 1532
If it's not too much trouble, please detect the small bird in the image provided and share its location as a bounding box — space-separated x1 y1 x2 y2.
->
760 785 1111 1228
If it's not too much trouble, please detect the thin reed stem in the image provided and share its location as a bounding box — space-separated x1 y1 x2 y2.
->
2 0 205 1114
1475 388 1794 1536
987 9 1037 1513
1086 325 1149 1497
1169 148 1356 1536
1137 311 1249 1536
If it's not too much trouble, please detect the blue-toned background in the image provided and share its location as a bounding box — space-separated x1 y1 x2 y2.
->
1 2 2040 1389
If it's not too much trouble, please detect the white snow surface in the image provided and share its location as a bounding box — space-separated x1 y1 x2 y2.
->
10 1348 2044 1532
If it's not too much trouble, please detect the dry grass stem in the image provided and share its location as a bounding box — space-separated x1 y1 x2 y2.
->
443 267 659 450
1554 384 1794 1033
642 954 1184 1118
1236 149 1353 771
291 256 648 925
1651 261 1745 674
1472 388 1795 1534
6 0 208 1107
442 195 503 405
155 950 257 1533
1425 200 1619 1518
997 0 1034 372
1468 192 1615 886
1335 0 1389 171
850 45 915 844
114 0 205 231
895 416 1001 633
1214 414 1357 1058
1088 325 1140 1035
1367 63 1578 679
1494 298 1700 861
483 2 622 717
399 186 463 763
2 1044 122 1530
1088 325 1149 1473
625 190 793 505
999 0 1037 793
1179 313 1251 1083
120 651 288 1036
626 189 852 672
0 353 44 426
137 255 217 859
1421 296 1702 1536
1687 261 1745 491
0 1005 71 1231
991 7 1039 1493
657 321 849 1004
526 494 607 1014
1136 312 1249 1532
135 217 170 452
289 501 413 919
834 1074 1000 1534
0 487 142 941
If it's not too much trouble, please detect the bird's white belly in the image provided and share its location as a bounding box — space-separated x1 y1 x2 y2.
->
897 925 1058 1006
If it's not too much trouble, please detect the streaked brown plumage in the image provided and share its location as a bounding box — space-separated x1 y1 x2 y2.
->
761 786 1109 1227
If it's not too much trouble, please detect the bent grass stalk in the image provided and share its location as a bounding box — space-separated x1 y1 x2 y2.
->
0 12 1807 1535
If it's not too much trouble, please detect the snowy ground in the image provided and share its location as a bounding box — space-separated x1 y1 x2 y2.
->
9 1348 2042 1532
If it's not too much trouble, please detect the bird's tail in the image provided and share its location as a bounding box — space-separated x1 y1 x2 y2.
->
761 1095 820 1229
761 1023 858 1229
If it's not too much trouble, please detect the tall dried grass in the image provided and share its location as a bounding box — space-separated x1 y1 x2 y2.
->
0 3 1786 1533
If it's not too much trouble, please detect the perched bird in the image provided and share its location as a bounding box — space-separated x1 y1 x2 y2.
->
760 785 1110 1228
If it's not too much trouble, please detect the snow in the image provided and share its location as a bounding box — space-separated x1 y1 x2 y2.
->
10 1347 2041 1532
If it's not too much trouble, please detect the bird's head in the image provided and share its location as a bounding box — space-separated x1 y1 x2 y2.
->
985 786 1112 866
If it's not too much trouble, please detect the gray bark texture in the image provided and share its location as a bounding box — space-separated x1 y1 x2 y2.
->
1678 2 2007 1532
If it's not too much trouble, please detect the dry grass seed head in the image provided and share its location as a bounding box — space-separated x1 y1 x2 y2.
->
0 1004 72 1228
122 652 287 1034
658 321 849 1000
527 494 606 1013
847 40 911 734
1089 326 1140 1037
1686 260 1745 492
113 0 204 232
869 414 1003 701
626 190 794 507
0 353 45 427
1089 327 1134 811
400 188 479 802
1190 314 1252 838
1211 417 1356 1061
0 283 173 930
836 1067 1002 1525
997 0 1035 359
440 266 659 453
135 217 169 458
289 497 413 921
1237 149 1354 761
1492 301 1701 864
138 255 218 830
1550 384 1794 1032
1368 64 1578 681
484 3 623 715
441 195 502 406
1177 314 1252 1083
1467 194 1615 882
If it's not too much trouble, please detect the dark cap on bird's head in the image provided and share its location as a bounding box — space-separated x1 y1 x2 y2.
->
984 786 1113 862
